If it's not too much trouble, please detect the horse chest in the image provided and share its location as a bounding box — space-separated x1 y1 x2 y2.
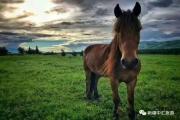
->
118 70 137 83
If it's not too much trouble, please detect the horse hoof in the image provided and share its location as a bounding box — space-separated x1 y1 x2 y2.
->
94 94 101 100
113 112 119 120
128 116 136 120
87 96 92 100
128 111 136 120
86 92 93 100
113 108 123 120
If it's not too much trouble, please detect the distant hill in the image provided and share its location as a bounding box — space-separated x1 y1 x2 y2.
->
139 40 180 49
63 40 180 51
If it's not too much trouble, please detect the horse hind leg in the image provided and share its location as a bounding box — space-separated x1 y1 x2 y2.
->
84 61 100 100
86 72 95 99
84 64 93 99
94 75 100 99
88 72 100 100
85 69 100 100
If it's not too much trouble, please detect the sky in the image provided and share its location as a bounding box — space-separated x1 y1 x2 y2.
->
0 0 180 52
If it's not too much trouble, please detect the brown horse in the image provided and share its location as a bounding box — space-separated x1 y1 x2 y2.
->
83 2 142 120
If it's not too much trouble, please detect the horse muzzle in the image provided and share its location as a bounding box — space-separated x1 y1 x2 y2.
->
121 58 139 70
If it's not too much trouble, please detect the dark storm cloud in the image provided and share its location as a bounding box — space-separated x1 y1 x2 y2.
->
53 0 114 10
0 18 34 30
51 0 180 41
140 0 180 40
0 0 22 13
0 31 31 43
45 0 136 30
52 0 136 15
0 0 24 3
95 8 109 16
148 0 173 7
0 31 57 46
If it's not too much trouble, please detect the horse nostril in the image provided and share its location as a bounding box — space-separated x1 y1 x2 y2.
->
132 58 138 66
121 59 128 68
121 59 125 66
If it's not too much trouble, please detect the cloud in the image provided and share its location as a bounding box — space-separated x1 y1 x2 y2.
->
0 0 180 47
95 8 109 16
148 0 173 7
141 0 180 40
0 0 24 3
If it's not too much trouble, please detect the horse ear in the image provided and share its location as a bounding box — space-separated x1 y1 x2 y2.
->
133 2 141 17
114 4 122 18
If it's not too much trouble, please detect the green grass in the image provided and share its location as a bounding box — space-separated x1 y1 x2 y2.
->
0 55 179 120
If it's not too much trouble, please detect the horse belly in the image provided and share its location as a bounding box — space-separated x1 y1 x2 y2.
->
85 54 103 75
84 44 109 75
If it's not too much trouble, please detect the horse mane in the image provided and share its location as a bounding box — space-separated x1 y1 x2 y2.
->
103 34 121 77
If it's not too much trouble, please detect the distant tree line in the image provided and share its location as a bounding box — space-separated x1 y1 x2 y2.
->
138 48 180 55
17 47 84 56
0 46 180 56
0 47 8 55
59 49 83 56
17 46 41 54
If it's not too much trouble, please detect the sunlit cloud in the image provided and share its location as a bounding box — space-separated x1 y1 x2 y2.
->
3 0 81 26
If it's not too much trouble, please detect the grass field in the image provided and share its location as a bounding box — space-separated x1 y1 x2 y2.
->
0 55 179 120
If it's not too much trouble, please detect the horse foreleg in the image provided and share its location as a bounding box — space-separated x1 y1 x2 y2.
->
110 79 121 119
126 79 137 120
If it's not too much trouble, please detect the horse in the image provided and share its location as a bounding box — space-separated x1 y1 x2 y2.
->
83 2 142 120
